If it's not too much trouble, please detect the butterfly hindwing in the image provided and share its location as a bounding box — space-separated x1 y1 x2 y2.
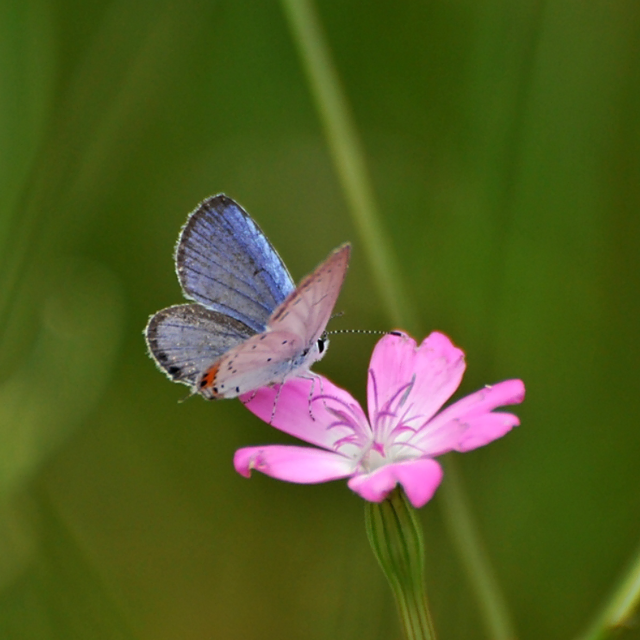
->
198 330 305 399
145 304 255 388
176 195 295 332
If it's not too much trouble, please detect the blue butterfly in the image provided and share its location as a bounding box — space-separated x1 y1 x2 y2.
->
145 195 350 399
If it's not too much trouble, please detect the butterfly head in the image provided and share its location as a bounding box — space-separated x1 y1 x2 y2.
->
317 332 329 359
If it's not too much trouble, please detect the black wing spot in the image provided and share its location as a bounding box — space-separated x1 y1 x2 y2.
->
199 378 207 388
235 386 240 393
267 357 272 362
282 340 288 344
168 366 181 376
251 345 257 350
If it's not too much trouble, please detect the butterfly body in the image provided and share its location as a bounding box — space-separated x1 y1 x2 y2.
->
145 194 350 399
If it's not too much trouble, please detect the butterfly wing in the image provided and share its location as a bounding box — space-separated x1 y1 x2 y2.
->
199 243 351 399
176 194 295 332
145 304 255 389
268 243 351 346
197 330 305 399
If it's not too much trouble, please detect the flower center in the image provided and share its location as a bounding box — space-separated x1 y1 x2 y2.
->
358 440 389 472
353 371 426 472
318 372 426 474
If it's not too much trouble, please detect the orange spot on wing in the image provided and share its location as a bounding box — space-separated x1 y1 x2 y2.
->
199 362 221 397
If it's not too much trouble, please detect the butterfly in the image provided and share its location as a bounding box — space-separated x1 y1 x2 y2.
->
145 194 350 400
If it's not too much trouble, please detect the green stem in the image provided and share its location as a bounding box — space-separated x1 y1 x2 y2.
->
365 488 437 640
280 2 516 638
576 542 640 640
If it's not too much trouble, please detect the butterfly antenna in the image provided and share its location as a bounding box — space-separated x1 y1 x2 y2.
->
325 329 401 336
328 309 402 336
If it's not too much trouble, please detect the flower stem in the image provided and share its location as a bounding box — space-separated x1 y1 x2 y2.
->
279 0 418 335
365 488 437 640
576 541 640 640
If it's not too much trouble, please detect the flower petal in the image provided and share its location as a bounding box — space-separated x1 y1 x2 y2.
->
367 332 466 433
454 412 521 451
347 458 443 508
240 376 370 451
412 379 526 454
234 445 354 483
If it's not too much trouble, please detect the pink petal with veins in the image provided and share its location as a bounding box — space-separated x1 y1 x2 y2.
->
413 379 526 453
347 458 443 507
454 412 521 452
368 332 466 428
240 376 367 450
234 445 354 483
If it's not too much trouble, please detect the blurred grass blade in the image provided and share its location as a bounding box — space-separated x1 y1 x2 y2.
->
0 0 55 246
280 2 517 638
279 0 417 335
0 258 124 622
0 259 124 498
577 542 640 640
0 0 178 353
0 0 55 351
439 458 516 640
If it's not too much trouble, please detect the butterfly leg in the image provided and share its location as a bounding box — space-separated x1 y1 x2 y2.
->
296 372 328 422
240 388 260 407
307 376 317 422
316 375 327 412
269 383 284 425
179 387 198 403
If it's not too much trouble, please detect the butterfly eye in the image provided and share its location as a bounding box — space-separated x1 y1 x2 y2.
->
317 335 327 354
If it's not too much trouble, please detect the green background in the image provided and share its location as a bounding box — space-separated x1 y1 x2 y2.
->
1 1 639 639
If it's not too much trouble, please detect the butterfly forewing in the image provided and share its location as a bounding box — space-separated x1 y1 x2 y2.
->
200 244 351 399
145 304 255 388
269 243 351 346
176 195 295 332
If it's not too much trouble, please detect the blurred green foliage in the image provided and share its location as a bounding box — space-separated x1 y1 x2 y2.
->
1 1 639 639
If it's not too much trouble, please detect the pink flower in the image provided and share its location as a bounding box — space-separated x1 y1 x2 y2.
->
234 332 525 508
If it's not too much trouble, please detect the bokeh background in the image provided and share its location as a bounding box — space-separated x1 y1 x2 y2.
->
1 1 640 639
